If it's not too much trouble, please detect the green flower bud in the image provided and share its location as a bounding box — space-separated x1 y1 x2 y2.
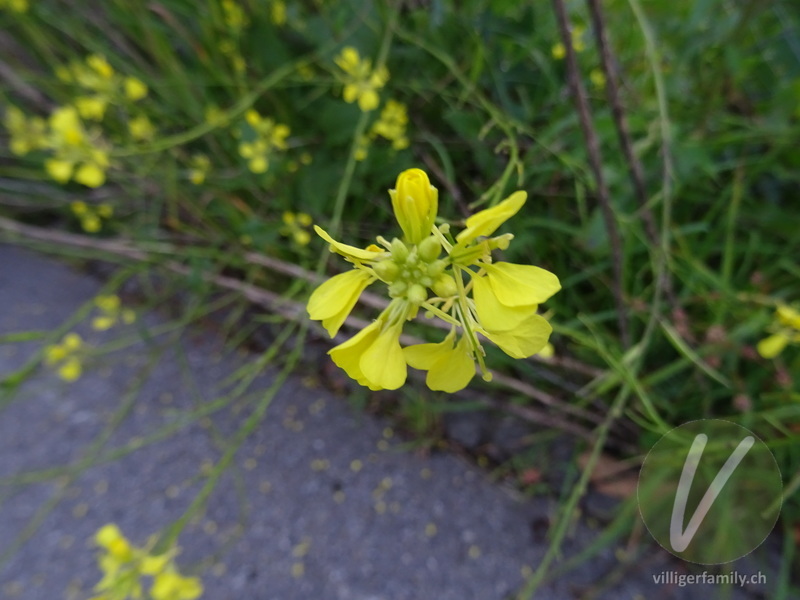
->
426 260 446 278
389 281 407 297
390 238 409 263
407 283 427 305
418 236 441 262
373 260 400 282
432 274 458 298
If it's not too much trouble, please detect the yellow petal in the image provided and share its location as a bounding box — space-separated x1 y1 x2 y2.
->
483 262 561 306
343 84 359 104
359 324 406 390
329 320 381 386
485 314 552 359
95 524 124 548
776 305 800 330
472 273 538 331
358 89 380 112
307 269 373 337
757 334 789 359
455 191 527 245
44 344 67 365
140 553 171 576
63 333 83 349
404 335 475 393
313 225 383 262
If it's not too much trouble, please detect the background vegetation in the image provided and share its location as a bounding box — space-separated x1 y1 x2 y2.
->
1 0 799 597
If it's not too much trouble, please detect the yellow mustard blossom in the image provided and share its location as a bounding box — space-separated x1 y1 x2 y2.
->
92 294 136 331
237 109 290 173
757 304 800 359
46 106 109 187
44 332 84 382
307 168 561 392
91 524 202 600
188 154 211 185
128 114 155 140
334 47 389 112
371 99 410 150
0 0 29 12
204 105 229 127
59 54 147 121
3 106 48 155
552 24 587 60
71 200 113 233
281 211 313 246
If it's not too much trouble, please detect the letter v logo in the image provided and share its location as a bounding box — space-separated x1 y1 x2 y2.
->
669 433 755 552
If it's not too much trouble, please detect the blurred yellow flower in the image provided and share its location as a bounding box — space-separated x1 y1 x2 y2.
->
371 99 410 150
281 211 314 246
334 46 389 112
237 110 289 173
44 333 84 382
91 294 135 331
222 0 248 31
128 114 155 140
0 0 29 12
552 24 587 60
151 571 203 600
589 68 606 90
757 304 800 359
71 200 114 233
270 0 287 25
46 106 109 187
3 106 48 155
188 154 211 185
124 77 148 101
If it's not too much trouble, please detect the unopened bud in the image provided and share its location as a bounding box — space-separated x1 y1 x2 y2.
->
418 236 441 262
426 259 446 278
390 238 409 263
373 260 400 282
432 274 458 298
389 281 407 297
407 283 427 305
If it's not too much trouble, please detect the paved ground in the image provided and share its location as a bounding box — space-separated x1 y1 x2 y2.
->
0 244 775 600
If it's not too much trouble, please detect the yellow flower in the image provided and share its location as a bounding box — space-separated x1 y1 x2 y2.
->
91 294 135 330
222 0 249 32
75 95 108 121
280 211 314 247
308 169 560 392
589 68 606 90
44 333 84 382
71 200 114 233
151 571 203 600
128 114 155 140
3 106 48 155
189 154 211 185
371 99 410 150
334 47 389 112
551 25 586 60
388 168 438 244
551 42 566 60
238 110 290 174
757 304 800 358
46 106 109 188
124 77 148 101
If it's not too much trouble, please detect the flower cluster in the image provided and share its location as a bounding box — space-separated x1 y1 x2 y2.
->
307 168 560 393
334 47 389 112
281 211 313 246
757 305 800 359
44 333 84 382
4 105 110 187
71 200 113 233
56 54 148 122
552 24 586 59
188 154 211 185
236 109 290 173
92 294 136 331
355 99 411 161
92 524 203 600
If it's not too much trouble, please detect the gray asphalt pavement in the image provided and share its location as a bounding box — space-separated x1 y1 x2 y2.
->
0 244 769 600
